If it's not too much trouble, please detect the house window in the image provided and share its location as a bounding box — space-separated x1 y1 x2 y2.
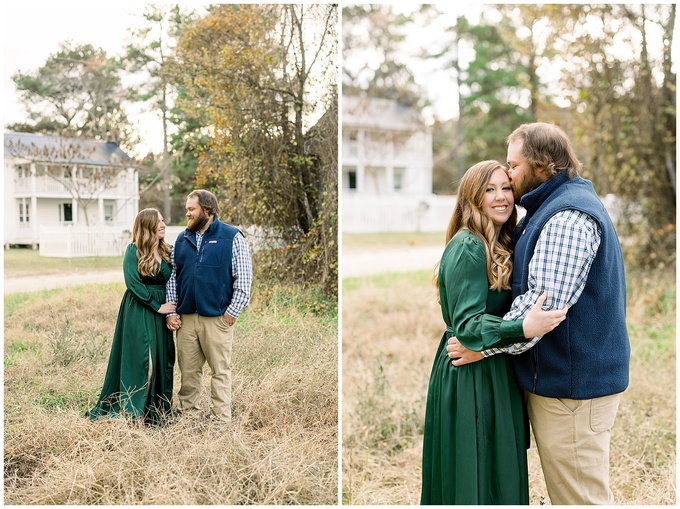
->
348 172 357 190
60 203 73 223
104 204 114 222
345 129 360 158
19 202 30 223
343 166 358 191
16 164 30 180
393 168 405 192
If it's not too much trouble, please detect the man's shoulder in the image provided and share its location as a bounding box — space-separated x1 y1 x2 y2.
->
213 219 243 238
544 209 599 230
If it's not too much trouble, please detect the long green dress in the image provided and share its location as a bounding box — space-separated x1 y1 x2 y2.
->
88 243 175 426
421 230 530 505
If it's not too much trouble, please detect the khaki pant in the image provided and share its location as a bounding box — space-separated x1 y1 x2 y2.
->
177 313 234 421
526 391 621 505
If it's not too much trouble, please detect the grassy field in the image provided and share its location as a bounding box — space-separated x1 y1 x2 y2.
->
4 267 338 504
4 248 123 277
342 265 676 505
342 232 443 252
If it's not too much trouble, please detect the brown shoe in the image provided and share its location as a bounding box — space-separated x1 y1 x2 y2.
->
179 408 203 420
206 412 231 425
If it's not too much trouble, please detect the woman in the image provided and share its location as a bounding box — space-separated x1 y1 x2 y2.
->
420 161 567 504
87 208 177 426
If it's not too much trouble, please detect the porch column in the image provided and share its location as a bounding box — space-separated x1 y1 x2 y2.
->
98 197 105 224
31 195 38 248
30 163 38 247
386 166 394 195
356 129 365 195
131 167 139 220
71 164 78 223
30 163 37 194
356 164 365 195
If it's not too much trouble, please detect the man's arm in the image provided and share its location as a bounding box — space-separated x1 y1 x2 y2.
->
223 233 253 324
481 209 601 357
165 245 182 330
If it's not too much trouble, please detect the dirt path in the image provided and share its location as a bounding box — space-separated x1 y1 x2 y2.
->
4 268 123 295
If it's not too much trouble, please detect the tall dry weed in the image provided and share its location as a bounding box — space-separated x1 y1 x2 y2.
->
342 268 676 505
5 281 338 504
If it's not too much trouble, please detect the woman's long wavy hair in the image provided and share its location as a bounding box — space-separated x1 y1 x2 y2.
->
133 208 172 277
435 160 517 292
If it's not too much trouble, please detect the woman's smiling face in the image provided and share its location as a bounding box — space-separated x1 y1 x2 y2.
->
482 167 514 229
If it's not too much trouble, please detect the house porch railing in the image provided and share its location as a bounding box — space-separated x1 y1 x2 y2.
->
39 224 133 258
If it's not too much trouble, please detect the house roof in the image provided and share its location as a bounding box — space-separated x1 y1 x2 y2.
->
4 132 131 166
343 95 425 132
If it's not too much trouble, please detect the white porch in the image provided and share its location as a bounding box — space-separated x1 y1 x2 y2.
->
342 194 457 233
39 224 133 257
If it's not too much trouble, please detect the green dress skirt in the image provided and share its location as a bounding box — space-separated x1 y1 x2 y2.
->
88 243 176 426
421 230 530 505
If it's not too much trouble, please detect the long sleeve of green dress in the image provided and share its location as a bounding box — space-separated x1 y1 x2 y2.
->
439 232 525 351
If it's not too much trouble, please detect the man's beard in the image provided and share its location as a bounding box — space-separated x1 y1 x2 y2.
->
512 167 544 201
188 210 209 232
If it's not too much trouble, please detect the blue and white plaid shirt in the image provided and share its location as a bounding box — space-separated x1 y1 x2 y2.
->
166 230 253 319
482 209 602 357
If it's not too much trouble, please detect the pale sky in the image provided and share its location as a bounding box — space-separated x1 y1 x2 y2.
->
346 3 676 125
3 3 676 150
2 2 200 155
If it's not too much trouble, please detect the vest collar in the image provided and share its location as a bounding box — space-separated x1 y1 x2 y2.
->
204 217 219 234
519 171 571 214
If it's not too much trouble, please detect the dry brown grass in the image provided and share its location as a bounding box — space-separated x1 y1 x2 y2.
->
5 281 338 504
342 268 676 505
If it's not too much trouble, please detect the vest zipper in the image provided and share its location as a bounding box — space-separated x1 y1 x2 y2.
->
532 348 539 392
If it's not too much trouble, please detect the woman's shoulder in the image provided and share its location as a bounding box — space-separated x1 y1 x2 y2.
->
446 229 484 251
442 230 485 265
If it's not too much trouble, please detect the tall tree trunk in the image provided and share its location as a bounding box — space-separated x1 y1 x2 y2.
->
662 4 676 197
161 84 171 223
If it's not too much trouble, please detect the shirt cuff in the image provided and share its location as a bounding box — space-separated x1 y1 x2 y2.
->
225 307 240 319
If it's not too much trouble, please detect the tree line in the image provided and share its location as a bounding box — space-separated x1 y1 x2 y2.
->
343 4 676 268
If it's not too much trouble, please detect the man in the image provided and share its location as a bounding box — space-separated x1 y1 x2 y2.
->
448 122 630 504
166 189 252 423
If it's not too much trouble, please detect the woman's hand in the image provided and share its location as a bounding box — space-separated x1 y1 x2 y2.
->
522 292 568 338
447 337 484 366
158 302 176 315
166 315 182 331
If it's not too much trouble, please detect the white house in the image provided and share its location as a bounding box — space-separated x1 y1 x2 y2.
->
4 132 139 256
342 95 455 233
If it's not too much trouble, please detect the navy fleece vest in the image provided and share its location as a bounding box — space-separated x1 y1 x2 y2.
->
174 219 240 316
511 173 630 399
